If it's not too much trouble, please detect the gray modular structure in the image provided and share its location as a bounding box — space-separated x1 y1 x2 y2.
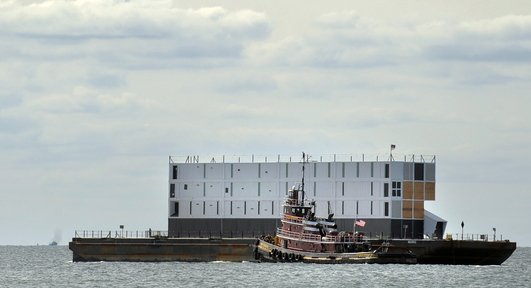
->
168 154 445 239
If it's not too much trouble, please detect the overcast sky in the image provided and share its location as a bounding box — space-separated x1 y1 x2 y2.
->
1 0 530 246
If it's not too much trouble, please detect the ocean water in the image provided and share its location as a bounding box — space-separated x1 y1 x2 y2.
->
1 246 529 288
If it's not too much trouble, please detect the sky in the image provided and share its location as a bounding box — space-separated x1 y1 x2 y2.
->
0 0 530 246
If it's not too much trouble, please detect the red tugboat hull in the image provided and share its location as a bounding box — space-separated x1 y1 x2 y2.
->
254 240 417 264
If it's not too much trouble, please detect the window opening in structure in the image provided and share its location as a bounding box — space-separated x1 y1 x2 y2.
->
172 166 178 179
392 181 402 197
170 184 175 198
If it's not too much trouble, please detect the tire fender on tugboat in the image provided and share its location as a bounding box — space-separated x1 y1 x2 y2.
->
288 253 295 261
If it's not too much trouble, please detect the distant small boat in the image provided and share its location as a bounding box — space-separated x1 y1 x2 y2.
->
49 241 58 246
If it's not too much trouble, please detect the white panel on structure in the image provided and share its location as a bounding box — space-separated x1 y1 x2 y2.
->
205 182 223 199
191 201 203 217
246 200 259 216
205 163 224 179
279 163 288 179
314 200 333 218
232 200 245 216
233 163 259 179
315 163 329 178
343 181 355 198
358 200 371 216
373 182 382 197
205 200 218 217
344 162 358 179
335 163 343 179
336 200 343 215
178 164 205 179
343 200 357 216
305 181 315 197
359 163 371 178
373 200 381 216
178 182 203 199
287 163 304 179
224 164 233 179
349 181 371 198
259 182 278 199
259 163 278 179
316 181 333 198
231 182 258 198
374 163 385 178
181 200 192 217
335 181 343 198
224 201 232 216
390 162 404 181
260 200 274 216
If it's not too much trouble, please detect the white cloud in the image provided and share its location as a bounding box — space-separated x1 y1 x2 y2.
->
458 15 531 40
24 86 147 114
0 1 270 66
252 12 531 69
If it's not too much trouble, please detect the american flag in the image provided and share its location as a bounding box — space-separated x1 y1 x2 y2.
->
355 220 366 227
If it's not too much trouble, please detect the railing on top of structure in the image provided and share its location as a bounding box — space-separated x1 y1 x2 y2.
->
74 230 168 239
169 154 436 164
444 233 506 242
73 230 507 242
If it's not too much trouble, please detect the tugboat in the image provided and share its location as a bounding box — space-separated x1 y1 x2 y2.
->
254 153 416 264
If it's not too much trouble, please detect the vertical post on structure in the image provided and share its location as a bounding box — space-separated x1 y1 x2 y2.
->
461 221 465 240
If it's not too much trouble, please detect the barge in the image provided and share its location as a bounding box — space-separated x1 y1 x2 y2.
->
69 234 516 264
69 152 517 264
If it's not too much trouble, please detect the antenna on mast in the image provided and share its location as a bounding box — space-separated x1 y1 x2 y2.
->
301 152 306 205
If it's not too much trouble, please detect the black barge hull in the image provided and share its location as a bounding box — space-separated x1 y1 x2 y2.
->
69 237 256 262
69 238 516 265
369 239 516 265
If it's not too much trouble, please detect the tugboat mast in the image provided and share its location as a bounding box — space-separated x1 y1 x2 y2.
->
301 152 306 205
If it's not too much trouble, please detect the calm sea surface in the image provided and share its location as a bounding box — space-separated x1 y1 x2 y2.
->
1 246 529 287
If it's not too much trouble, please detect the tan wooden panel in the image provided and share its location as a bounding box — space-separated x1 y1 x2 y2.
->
414 201 424 219
403 181 413 200
414 182 424 200
402 200 412 218
425 182 435 200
